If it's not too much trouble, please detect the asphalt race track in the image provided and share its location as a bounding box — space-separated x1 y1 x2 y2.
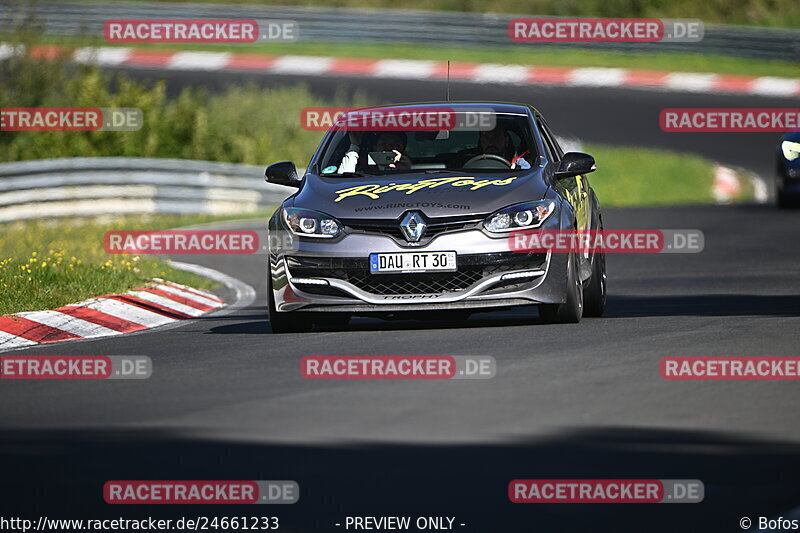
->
1 69 799 532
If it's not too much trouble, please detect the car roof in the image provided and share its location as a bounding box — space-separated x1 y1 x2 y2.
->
356 101 538 116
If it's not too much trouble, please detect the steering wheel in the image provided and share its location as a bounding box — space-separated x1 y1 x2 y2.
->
463 154 513 169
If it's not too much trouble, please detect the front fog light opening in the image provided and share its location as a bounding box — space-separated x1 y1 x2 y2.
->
290 278 330 286
500 269 545 281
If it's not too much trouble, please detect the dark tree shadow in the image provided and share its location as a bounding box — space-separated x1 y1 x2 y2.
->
1 427 799 532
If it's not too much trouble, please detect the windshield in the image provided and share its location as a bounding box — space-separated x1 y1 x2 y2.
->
316 113 537 176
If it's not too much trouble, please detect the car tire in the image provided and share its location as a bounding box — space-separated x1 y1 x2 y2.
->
267 264 314 333
582 250 606 317
777 189 794 209
539 252 583 324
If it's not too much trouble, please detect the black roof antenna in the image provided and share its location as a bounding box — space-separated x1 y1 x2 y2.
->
446 60 451 102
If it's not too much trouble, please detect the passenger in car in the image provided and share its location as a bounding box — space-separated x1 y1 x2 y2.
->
338 131 412 173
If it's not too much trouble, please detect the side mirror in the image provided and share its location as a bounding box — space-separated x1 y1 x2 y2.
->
555 152 596 179
265 161 301 188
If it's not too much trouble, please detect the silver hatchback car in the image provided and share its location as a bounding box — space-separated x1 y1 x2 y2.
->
265 102 606 332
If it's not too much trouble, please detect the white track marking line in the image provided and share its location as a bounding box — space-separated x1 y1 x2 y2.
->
126 291 206 317
0 43 23 60
0 331 37 349
750 77 800 97
73 46 132 66
270 55 333 75
167 51 232 71
13 310 119 338
372 59 436 79
151 283 224 307
151 278 223 302
664 72 719 92
569 68 628 87
471 64 529 84
712 165 741 204
77 297 175 327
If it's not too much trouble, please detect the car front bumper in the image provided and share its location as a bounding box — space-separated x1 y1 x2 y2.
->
269 227 570 314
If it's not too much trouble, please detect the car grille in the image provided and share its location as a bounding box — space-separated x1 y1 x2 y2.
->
286 252 545 297
341 214 483 244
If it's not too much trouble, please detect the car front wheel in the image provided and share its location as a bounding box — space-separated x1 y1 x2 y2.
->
582 250 606 317
539 252 583 324
777 188 795 209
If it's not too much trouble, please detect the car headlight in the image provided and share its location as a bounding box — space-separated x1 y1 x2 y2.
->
782 141 800 162
282 207 342 238
484 200 557 233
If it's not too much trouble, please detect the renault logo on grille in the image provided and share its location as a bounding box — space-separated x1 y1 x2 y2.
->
400 211 427 242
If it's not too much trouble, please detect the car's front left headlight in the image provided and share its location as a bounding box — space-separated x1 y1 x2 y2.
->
282 207 342 238
782 141 800 162
483 200 557 233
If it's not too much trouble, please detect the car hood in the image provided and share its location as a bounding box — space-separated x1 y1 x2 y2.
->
292 171 551 220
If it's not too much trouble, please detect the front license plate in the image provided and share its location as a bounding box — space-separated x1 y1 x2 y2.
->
370 251 457 273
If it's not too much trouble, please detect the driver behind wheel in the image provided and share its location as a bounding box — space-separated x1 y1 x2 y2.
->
478 126 531 169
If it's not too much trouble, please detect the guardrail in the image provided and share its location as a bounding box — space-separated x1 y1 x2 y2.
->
0 157 292 223
2 1 799 61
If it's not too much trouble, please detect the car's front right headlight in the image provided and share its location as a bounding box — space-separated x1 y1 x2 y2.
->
782 140 800 162
282 207 342 238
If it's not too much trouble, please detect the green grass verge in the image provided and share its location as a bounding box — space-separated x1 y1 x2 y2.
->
587 143 752 206
0 213 269 315
24 35 800 79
